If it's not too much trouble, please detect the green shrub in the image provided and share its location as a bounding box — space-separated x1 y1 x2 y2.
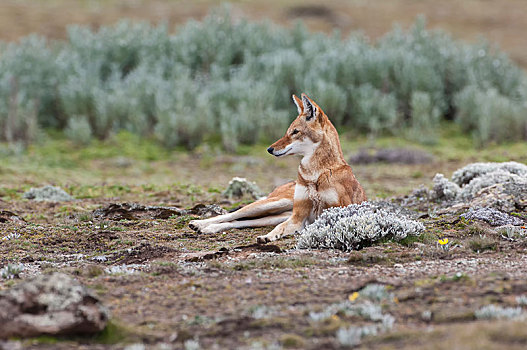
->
65 115 92 146
409 91 441 144
0 9 526 150
351 84 400 135
455 86 526 145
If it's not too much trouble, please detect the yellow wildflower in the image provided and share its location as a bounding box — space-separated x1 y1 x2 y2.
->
348 292 359 302
438 238 449 245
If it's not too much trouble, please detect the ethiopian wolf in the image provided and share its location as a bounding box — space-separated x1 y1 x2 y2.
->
189 93 366 242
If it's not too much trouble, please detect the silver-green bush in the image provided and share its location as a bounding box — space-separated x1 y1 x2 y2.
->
297 202 424 251
1 9 526 149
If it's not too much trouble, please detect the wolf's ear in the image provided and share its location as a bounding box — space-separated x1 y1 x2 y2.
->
292 94 303 115
302 93 318 121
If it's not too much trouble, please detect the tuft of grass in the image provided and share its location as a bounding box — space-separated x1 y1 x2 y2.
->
91 320 130 344
348 252 390 265
397 231 436 246
173 215 194 229
280 333 305 348
467 236 498 253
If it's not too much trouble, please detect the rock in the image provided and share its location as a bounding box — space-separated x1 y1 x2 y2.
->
425 162 527 211
349 147 433 165
222 177 263 200
0 272 108 338
0 211 25 224
461 207 524 226
0 340 22 350
93 203 184 220
185 204 227 218
458 170 526 200
93 203 226 221
470 182 527 213
22 186 74 202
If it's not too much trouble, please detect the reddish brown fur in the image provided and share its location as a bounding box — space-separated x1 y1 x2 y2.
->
189 93 366 242
259 93 366 242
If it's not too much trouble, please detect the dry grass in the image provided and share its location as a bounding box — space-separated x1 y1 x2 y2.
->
2 0 527 68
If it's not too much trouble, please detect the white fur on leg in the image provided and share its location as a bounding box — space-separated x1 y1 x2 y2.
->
189 198 292 233
199 212 292 234
256 218 304 243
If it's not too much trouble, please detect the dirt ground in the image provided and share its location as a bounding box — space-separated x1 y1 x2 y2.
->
1 142 527 349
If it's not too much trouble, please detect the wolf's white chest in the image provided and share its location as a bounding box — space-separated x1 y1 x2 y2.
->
295 183 338 224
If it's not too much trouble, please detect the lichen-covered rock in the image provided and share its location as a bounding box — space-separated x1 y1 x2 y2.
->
22 185 74 202
0 211 25 224
186 203 227 218
425 162 527 213
222 177 263 200
430 174 460 201
451 162 527 186
0 272 108 338
470 182 527 212
461 207 524 226
297 202 424 251
458 170 526 200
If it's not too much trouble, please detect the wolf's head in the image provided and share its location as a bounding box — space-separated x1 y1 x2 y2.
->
267 93 328 158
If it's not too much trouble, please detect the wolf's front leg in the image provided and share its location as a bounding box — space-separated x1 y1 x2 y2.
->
256 212 307 243
256 218 303 243
257 187 313 243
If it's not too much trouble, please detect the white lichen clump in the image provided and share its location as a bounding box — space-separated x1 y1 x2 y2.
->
222 177 263 200
461 207 523 226
2 232 21 241
516 295 527 306
451 162 527 186
359 284 395 302
337 325 380 346
431 173 460 201
23 185 74 202
458 170 526 200
308 284 396 347
297 202 424 251
431 162 527 202
1 263 25 279
104 264 141 275
474 304 524 320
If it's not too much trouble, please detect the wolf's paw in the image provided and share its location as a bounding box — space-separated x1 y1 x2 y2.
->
200 224 225 234
189 220 206 233
256 234 275 244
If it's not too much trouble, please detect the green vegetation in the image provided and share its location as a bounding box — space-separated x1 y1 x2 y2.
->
467 235 499 253
1 8 526 151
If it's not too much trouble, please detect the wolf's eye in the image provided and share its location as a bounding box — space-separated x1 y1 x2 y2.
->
291 129 299 135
